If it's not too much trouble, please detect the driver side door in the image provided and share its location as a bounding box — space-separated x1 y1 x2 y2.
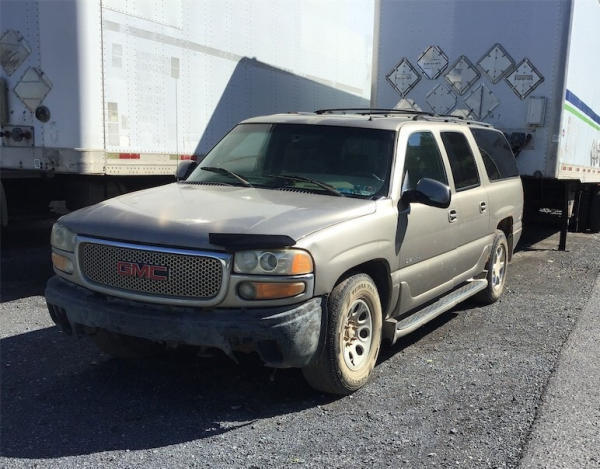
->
394 130 458 313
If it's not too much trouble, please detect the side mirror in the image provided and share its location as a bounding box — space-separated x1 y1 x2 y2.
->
402 178 451 209
176 160 198 181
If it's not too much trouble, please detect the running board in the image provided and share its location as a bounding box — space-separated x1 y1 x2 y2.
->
386 279 488 344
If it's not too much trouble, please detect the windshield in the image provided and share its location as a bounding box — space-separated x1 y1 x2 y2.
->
185 123 396 198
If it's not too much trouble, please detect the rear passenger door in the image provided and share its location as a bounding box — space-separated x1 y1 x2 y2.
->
470 128 523 253
440 131 491 280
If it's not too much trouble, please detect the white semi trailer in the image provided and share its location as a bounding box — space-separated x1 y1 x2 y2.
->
372 0 600 248
0 0 373 224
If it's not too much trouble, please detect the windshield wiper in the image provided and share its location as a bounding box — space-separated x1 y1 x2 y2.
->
200 167 253 187
268 174 343 197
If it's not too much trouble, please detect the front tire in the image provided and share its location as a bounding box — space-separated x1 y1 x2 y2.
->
302 274 382 395
475 230 509 305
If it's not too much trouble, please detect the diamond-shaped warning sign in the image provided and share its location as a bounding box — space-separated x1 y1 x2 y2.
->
14 67 52 112
464 84 500 119
425 84 456 115
0 30 31 76
417 45 448 79
451 108 475 120
394 98 422 111
505 58 544 99
386 58 421 97
478 43 515 84
445 55 480 96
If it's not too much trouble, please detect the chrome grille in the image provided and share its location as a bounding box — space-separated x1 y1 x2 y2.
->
78 242 223 299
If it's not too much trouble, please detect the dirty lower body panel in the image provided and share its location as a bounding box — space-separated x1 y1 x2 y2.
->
45 276 322 368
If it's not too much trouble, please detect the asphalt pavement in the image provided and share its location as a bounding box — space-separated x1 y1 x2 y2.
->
1 217 599 468
520 274 600 468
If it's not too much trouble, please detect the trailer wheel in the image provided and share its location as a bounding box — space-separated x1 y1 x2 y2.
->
92 329 164 358
589 190 600 233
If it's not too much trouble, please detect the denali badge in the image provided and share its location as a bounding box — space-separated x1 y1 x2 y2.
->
116 261 168 281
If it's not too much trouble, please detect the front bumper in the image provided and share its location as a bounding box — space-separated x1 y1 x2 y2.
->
45 276 323 368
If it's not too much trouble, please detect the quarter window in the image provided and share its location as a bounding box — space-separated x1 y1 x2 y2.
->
470 129 519 181
403 132 448 190
441 132 480 191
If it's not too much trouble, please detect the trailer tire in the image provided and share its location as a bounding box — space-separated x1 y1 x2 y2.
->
588 190 600 233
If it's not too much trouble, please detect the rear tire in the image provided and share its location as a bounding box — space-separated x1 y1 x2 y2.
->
302 274 382 395
474 230 509 305
92 329 164 358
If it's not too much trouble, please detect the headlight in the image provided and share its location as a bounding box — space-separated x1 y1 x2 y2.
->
51 223 76 252
233 249 313 275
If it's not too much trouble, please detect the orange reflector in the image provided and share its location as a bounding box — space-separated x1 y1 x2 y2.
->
247 282 305 300
52 252 74 274
290 252 313 275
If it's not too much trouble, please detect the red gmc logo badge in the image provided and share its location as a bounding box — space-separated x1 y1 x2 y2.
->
117 261 169 281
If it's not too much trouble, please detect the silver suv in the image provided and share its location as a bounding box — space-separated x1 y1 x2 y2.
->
45 109 523 395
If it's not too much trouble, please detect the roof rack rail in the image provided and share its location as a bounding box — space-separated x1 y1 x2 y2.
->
411 113 493 127
313 108 493 127
314 108 435 117
437 113 464 120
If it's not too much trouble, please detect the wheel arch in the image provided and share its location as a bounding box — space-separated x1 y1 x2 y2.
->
497 217 513 260
334 259 392 316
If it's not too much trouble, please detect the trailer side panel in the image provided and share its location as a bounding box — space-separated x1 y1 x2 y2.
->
373 0 572 179
556 0 600 182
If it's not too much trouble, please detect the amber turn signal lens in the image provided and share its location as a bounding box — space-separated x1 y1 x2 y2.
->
238 281 305 300
52 252 74 274
290 252 313 275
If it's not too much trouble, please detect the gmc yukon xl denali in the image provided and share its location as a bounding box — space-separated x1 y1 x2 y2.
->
45 109 523 395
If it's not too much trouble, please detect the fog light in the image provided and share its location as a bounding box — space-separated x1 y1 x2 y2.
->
237 282 256 300
237 281 305 300
52 252 74 274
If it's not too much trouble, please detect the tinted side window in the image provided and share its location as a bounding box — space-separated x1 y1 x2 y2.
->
403 132 448 190
471 129 519 181
441 132 480 191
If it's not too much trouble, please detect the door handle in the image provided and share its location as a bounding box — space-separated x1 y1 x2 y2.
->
448 209 458 223
479 201 487 213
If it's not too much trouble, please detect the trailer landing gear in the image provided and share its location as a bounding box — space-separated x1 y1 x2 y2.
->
558 182 572 251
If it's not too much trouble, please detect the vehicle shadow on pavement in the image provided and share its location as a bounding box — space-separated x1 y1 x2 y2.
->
1 313 463 460
0 325 332 459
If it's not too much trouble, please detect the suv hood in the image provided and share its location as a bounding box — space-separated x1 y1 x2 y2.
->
60 183 376 250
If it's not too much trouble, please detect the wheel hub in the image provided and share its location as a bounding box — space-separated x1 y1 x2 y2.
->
491 244 506 291
341 299 373 370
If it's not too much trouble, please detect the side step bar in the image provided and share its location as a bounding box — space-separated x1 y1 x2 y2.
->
385 279 488 345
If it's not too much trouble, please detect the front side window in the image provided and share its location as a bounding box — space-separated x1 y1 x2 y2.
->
186 123 396 199
441 131 480 191
402 131 448 190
